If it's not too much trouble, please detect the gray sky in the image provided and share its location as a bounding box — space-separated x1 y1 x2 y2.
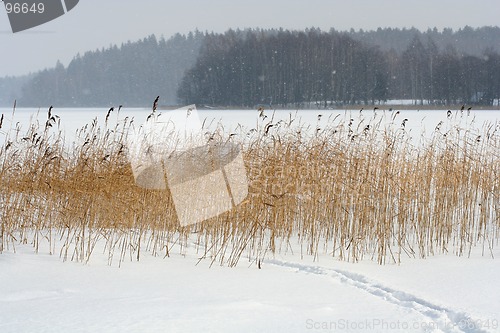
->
1 0 500 77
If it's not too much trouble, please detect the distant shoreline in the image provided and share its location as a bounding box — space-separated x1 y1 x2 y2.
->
1 104 499 111
160 104 500 111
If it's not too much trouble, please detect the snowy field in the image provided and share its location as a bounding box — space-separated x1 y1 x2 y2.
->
1 242 499 333
1 107 500 333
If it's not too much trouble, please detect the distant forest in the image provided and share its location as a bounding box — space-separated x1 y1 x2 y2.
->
0 32 205 107
1 26 500 107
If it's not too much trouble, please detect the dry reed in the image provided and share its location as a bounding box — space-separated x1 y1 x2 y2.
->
0 106 498 266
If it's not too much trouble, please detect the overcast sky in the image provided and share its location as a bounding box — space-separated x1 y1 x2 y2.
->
1 0 499 77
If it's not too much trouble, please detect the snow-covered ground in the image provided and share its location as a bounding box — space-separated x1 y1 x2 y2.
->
1 242 499 333
1 107 499 145
1 106 498 157
1 107 500 333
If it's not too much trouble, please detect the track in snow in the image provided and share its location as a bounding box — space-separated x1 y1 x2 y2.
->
268 259 489 333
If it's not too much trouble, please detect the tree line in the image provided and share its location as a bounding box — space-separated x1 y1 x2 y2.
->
178 28 389 107
7 32 205 107
348 26 500 56
178 28 500 107
1 26 500 107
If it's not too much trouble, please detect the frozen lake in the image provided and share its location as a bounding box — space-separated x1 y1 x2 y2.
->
1 106 499 147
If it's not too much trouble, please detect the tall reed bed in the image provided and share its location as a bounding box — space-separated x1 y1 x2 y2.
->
0 107 498 266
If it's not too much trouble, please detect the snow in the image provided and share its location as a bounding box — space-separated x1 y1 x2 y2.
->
1 107 500 333
1 242 499 333
1 107 499 147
